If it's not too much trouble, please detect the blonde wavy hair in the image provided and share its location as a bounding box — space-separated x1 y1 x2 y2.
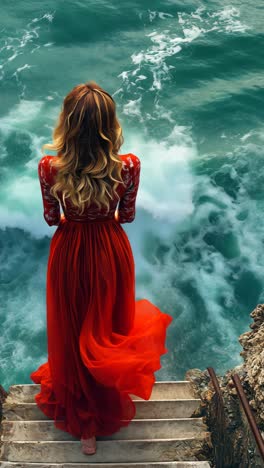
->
42 80 125 214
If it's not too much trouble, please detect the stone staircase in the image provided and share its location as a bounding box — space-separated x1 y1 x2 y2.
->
0 381 212 467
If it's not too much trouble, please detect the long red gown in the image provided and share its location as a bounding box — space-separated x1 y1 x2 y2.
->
30 152 173 439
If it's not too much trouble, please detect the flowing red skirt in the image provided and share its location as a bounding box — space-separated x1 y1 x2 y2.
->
30 217 173 439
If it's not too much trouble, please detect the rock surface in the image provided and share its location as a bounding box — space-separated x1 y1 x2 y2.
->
239 304 264 425
185 303 264 468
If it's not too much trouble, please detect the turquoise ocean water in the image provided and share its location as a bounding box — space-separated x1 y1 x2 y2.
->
1 1 264 390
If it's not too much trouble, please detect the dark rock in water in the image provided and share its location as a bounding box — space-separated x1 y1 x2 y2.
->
186 303 264 468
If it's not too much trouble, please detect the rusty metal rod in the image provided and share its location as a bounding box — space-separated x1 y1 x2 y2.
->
207 366 224 404
232 373 264 462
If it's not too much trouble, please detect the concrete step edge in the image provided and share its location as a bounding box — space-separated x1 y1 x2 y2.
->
0 462 212 467
1 417 205 424
3 399 201 408
1 434 211 443
4 382 198 403
0 462 211 466
6 382 193 389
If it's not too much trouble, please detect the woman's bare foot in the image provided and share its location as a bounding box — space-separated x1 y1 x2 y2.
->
80 435 96 455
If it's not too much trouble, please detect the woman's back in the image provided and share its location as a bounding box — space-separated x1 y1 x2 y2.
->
38 152 141 225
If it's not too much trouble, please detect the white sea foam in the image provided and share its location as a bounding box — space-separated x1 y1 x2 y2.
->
121 5 250 95
123 97 143 120
134 157 252 366
15 64 33 73
138 10 174 22
240 130 256 142
0 11 55 94
178 5 250 34
0 99 44 133
129 129 264 372
0 206 56 239
124 125 196 222
210 6 250 33
0 99 59 237
0 260 48 386
29 12 55 24
148 11 174 22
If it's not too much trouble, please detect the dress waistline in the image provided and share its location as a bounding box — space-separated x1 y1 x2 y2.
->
63 216 117 224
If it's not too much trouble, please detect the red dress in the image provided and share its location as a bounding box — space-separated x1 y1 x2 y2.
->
30 153 173 439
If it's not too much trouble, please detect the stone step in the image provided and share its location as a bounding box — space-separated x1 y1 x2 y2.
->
5 382 196 404
1 418 208 441
0 462 212 467
0 437 211 463
2 399 201 421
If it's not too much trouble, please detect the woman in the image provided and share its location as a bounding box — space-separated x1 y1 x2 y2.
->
30 81 173 456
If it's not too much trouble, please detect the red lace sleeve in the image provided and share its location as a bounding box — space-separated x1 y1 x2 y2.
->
38 156 61 226
117 154 141 223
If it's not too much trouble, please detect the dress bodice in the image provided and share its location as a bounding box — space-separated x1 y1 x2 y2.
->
38 153 141 225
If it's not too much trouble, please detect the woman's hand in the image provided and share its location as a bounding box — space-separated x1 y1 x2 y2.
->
58 213 65 225
114 210 119 222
